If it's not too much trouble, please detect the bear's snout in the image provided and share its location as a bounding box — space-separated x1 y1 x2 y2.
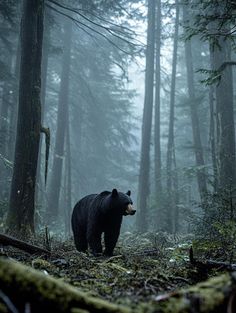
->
125 204 136 215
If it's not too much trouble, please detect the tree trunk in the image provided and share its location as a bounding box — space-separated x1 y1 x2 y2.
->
183 5 207 202
36 13 50 205
47 18 72 223
166 0 179 233
154 0 162 197
6 0 44 238
215 39 236 191
65 120 72 236
137 0 155 233
0 54 11 200
208 62 218 192
8 36 21 162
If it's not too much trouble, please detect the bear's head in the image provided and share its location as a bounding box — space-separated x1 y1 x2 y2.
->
111 188 136 216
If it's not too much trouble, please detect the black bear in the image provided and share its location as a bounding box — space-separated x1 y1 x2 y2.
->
71 189 135 256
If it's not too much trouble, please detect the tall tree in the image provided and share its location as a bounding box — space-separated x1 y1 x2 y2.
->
165 0 179 233
6 0 44 237
154 0 162 197
47 18 72 223
183 4 207 202
213 38 236 192
137 0 155 232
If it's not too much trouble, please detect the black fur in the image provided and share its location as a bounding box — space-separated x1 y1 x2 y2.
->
71 189 134 256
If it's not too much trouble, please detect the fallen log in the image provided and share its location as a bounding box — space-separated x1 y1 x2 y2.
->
153 272 236 313
0 258 131 313
190 246 236 271
0 233 50 255
1 257 236 313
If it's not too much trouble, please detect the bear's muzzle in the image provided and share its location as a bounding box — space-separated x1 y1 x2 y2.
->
125 204 136 215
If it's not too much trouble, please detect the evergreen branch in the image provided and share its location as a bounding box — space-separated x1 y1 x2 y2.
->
197 61 236 85
46 0 143 48
46 4 134 55
47 0 135 36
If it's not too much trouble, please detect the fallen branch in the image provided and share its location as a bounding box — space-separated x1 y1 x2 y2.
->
0 233 50 255
0 258 131 313
190 246 236 271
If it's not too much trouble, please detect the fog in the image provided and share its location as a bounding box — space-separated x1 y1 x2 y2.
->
0 0 236 239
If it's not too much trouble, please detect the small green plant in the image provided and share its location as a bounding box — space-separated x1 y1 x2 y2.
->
193 188 236 262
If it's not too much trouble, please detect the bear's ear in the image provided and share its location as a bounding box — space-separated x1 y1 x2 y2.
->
126 190 131 196
111 189 118 197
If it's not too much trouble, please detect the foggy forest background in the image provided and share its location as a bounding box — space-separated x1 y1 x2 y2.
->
0 0 236 250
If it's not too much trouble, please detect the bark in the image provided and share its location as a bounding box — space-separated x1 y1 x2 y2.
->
65 120 72 235
166 0 179 233
8 35 21 162
47 18 72 222
137 0 155 233
6 0 44 237
0 258 131 313
154 0 162 196
215 40 236 191
36 13 50 204
0 233 50 255
208 68 218 192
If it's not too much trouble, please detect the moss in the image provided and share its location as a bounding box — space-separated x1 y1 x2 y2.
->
0 303 8 313
0 258 132 313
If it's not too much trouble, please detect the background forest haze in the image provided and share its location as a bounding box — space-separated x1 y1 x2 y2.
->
0 0 236 247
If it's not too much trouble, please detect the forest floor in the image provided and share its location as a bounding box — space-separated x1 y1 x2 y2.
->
0 231 217 310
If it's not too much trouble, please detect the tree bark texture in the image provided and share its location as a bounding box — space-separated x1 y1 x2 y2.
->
6 0 44 237
183 5 207 202
208 67 218 192
8 36 21 162
166 0 179 233
214 39 236 191
36 14 50 204
47 18 72 222
137 0 155 233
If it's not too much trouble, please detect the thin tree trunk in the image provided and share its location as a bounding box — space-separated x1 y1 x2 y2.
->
166 0 179 233
36 14 50 205
154 0 162 196
6 0 44 237
47 18 72 223
0 53 11 199
137 0 155 233
183 5 207 202
8 36 21 162
208 68 218 192
65 120 72 236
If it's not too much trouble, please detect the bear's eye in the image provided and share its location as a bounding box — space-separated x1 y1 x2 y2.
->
125 201 132 206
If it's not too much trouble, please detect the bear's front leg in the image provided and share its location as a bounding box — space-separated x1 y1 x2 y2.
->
87 229 103 256
104 223 121 256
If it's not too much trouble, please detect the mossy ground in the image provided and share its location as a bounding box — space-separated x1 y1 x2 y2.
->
0 232 223 311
